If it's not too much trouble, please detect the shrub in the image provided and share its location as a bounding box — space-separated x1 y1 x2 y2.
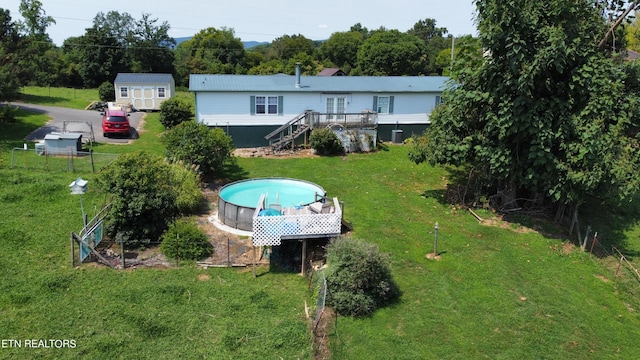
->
309 128 344 155
0 104 17 123
161 121 234 175
168 163 205 214
160 219 213 260
96 152 178 247
98 81 115 102
325 237 400 317
159 98 193 129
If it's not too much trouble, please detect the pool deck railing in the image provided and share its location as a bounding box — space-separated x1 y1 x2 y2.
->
252 194 342 246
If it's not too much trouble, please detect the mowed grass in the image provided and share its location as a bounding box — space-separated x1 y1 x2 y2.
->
238 151 640 359
2 88 640 359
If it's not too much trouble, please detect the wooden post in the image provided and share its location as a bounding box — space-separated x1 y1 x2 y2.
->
70 232 75 267
119 233 125 269
301 239 307 276
90 149 95 173
615 255 623 279
589 232 598 256
252 243 257 278
227 237 230 267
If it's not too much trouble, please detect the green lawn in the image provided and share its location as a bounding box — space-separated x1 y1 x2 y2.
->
1 90 640 359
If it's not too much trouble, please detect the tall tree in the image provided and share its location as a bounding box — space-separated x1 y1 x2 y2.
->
317 31 364 73
128 13 175 73
174 27 245 86
0 8 21 102
409 0 640 211
14 0 58 86
354 29 426 75
268 34 315 61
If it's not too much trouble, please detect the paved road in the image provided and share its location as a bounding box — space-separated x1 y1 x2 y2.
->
17 103 144 144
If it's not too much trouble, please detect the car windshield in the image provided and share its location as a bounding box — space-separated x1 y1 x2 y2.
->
108 116 128 122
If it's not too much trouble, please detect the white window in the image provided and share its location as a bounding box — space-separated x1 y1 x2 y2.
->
120 87 128 98
256 95 278 115
376 96 390 114
158 87 166 98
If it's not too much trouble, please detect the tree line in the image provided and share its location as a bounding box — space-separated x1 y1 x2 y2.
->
0 0 474 103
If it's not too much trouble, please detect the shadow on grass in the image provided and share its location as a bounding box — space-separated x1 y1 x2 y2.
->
419 166 640 259
19 94 68 106
220 159 250 182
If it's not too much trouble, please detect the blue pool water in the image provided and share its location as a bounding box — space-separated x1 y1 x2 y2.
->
219 178 325 208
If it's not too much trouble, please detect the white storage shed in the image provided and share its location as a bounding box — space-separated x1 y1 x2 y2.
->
114 73 175 111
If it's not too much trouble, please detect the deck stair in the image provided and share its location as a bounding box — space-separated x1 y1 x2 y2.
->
265 112 310 150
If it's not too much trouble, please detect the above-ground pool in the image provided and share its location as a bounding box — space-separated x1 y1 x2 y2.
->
218 178 326 231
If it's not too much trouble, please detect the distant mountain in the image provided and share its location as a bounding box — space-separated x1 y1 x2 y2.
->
174 37 269 49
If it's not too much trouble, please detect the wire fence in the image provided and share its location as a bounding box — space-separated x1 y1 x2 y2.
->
313 272 328 333
568 227 640 303
1 147 118 173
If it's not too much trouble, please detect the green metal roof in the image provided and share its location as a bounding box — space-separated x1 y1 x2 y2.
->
189 74 448 93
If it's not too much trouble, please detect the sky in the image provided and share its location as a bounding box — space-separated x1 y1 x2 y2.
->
4 0 478 45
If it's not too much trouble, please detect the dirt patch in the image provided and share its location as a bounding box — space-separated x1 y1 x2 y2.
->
233 147 318 159
313 307 336 360
194 182 268 267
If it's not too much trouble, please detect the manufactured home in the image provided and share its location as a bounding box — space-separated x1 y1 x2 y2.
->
114 73 175 111
189 71 447 148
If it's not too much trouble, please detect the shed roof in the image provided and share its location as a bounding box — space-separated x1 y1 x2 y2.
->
189 74 448 93
115 73 174 84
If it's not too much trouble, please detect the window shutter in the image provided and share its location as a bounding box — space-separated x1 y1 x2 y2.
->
278 96 283 115
389 96 394 114
250 96 255 115
435 95 441 106
373 96 378 112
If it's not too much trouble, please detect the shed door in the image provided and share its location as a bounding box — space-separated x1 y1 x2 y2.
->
131 87 155 110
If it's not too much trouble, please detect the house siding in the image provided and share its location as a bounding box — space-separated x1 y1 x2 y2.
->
191 74 446 147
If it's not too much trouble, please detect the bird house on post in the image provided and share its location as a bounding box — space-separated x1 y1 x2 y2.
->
69 178 88 195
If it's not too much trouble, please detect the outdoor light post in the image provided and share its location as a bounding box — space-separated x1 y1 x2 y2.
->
69 177 88 228
434 221 439 256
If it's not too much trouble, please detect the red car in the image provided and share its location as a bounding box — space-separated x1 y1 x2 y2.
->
101 109 130 137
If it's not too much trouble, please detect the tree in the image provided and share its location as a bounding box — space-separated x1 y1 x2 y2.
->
128 13 175 74
174 27 245 86
268 34 315 61
407 18 447 44
14 0 58 86
96 152 179 247
434 35 482 76
354 29 427 75
74 12 132 87
161 121 234 176
0 8 21 102
317 31 364 73
407 18 450 74
409 0 640 211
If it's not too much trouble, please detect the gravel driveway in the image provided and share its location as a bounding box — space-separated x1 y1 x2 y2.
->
18 103 144 144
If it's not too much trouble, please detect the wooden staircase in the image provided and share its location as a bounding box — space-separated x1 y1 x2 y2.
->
265 112 311 150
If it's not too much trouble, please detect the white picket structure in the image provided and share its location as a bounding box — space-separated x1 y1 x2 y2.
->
252 197 342 246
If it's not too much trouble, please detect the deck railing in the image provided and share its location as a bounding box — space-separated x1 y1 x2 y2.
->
307 111 377 130
252 196 342 246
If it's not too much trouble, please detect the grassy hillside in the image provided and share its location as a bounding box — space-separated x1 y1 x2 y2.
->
1 89 639 359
